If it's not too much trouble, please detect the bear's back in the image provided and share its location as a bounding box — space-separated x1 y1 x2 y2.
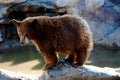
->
24 14 92 53
42 14 92 53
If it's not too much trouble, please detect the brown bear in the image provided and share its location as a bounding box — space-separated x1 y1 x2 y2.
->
12 14 93 71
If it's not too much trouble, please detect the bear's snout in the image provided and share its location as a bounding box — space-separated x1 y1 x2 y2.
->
20 41 26 46
19 36 30 46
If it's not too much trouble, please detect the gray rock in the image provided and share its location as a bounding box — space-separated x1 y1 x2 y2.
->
0 5 8 23
40 61 120 80
0 0 27 24
0 0 27 6
88 22 114 43
0 68 39 80
54 0 80 7
0 61 120 80
0 0 57 24
99 27 120 48
0 0 60 50
109 0 120 5
85 0 105 12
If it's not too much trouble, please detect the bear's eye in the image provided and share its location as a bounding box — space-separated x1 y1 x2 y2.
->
25 34 28 37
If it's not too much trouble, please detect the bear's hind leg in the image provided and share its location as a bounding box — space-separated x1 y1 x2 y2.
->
65 53 75 64
42 51 58 71
74 49 89 68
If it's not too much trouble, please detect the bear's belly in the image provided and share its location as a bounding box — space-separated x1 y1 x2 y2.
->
54 44 74 54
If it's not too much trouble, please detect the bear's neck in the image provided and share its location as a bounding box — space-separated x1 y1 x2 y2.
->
31 40 41 52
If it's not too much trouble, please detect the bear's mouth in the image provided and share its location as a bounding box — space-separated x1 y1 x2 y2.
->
20 36 29 46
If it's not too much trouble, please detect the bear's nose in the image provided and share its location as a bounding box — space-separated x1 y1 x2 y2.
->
20 41 25 46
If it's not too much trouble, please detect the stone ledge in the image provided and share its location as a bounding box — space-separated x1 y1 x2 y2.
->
0 61 120 80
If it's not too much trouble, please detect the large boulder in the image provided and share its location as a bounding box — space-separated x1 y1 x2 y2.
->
0 61 120 80
99 27 120 48
0 0 60 49
0 0 27 23
40 61 120 80
85 0 105 12
0 0 63 24
0 0 26 5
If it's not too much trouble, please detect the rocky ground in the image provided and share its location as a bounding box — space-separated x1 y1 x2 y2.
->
0 61 120 80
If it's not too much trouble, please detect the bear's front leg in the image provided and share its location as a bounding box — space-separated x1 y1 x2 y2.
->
42 51 58 71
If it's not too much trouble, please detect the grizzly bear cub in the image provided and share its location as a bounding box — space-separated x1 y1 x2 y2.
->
12 14 93 71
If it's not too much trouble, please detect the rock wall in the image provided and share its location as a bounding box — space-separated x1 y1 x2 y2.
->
0 0 64 49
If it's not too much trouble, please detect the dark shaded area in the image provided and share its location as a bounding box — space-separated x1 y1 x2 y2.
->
7 1 65 21
0 23 19 42
0 0 66 49
0 46 45 69
109 0 120 5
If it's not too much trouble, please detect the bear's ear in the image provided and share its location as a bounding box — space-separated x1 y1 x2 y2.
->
12 19 22 27
30 19 37 28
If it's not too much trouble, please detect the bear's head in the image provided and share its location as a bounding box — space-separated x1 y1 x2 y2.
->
12 19 38 46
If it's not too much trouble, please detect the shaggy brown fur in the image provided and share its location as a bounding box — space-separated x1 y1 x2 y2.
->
12 14 93 71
